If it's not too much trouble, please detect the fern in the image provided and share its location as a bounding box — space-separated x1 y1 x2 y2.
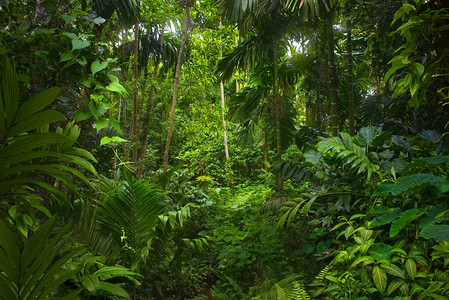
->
316 264 331 282
289 282 310 300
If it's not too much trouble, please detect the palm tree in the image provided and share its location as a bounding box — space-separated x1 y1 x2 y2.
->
217 22 298 189
326 6 339 136
163 0 193 174
217 0 338 186
137 3 170 176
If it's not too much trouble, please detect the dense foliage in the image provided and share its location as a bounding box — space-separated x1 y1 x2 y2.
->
0 0 448 299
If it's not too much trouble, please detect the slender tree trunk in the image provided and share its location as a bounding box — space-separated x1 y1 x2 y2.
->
347 8 355 136
121 31 130 162
137 0 170 176
219 19 230 162
219 19 232 185
316 79 321 130
136 69 148 138
131 22 140 162
163 6 190 174
327 8 339 137
272 39 283 190
220 82 229 161
263 129 269 172
304 76 309 126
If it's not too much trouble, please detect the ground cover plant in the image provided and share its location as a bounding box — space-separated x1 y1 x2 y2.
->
0 0 448 299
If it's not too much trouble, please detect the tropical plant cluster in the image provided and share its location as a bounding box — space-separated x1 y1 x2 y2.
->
0 0 449 299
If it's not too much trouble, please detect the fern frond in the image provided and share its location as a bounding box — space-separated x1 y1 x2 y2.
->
289 281 310 300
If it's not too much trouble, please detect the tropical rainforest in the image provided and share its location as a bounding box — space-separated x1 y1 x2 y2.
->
1 0 449 299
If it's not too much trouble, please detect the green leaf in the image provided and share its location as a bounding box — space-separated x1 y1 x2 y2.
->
74 110 92 122
390 208 423 237
301 196 316 216
72 38 90 50
97 180 166 266
60 51 74 62
97 281 131 299
91 60 108 76
95 117 108 132
100 136 127 146
372 265 387 293
419 225 449 242
370 208 402 228
2 57 19 128
405 258 416 280
8 110 67 137
105 81 127 94
382 263 405 279
108 117 122 134
410 75 419 97
419 203 448 229
350 256 375 268
81 274 100 292
368 243 394 261
387 278 404 296
374 174 439 196
15 87 61 123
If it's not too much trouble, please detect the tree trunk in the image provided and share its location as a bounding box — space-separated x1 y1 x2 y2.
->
121 31 130 162
220 81 229 161
219 19 232 185
347 8 355 136
163 6 190 174
327 8 339 137
272 39 283 190
130 22 140 162
219 19 230 162
137 0 170 177
304 75 309 126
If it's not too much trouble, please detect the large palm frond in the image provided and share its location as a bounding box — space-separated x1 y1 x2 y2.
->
216 35 273 82
0 216 82 300
0 57 97 207
97 179 166 269
92 0 139 27
281 0 337 21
